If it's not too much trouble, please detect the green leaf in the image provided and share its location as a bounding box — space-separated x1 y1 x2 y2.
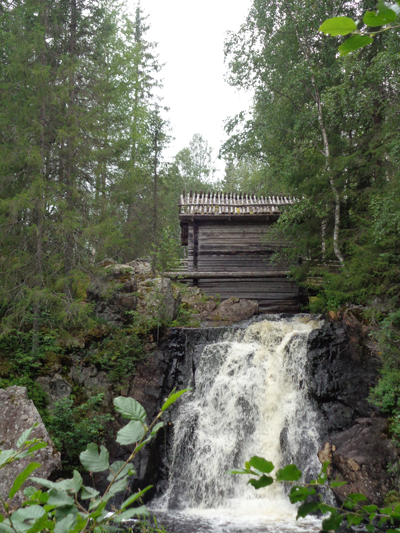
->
0 523 15 533
289 486 315 504
25 514 53 533
80 486 100 500
29 478 57 490
227 469 251 475
72 471 82 493
322 511 343 531
248 475 273 489
0 450 15 467
319 16 357 36
151 422 164 436
276 464 302 482
248 456 274 474
366 525 374 532
339 35 374 56
113 397 146 421
319 503 337 514
54 513 76 533
79 443 109 472
87 501 107 517
364 3 397 26
23 487 37 499
11 506 45 521
297 502 320 519
47 489 74 507
16 425 37 448
362 505 378 513
161 389 189 412
26 443 47 455
116 420 145 446
9 462 41 499
347 513 364 526
112 506 149 522
121 486 153 509
106 477 128 496
330 481 347 487
347 492 367 503
107 461 135 482
133 437 151 454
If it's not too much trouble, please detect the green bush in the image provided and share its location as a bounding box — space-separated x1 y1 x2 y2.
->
47 394 113 474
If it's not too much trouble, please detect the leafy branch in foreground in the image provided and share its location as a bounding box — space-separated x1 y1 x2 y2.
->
229 456 400 532
320 2 400 55
0 389 188 533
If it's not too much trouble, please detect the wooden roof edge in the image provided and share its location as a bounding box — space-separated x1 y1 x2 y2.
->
179 191 297 206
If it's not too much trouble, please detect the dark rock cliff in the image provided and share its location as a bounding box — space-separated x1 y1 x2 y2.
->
306 313 399 507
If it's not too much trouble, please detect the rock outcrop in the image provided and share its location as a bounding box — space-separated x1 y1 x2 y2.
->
181 288 259 326
307 311 399 506
318 417 399 506
35 374 72 410
0 386 61 511
87 263 138 324
306 311 380 435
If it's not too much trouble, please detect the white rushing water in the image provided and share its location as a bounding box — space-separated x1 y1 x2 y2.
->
155 316 324 532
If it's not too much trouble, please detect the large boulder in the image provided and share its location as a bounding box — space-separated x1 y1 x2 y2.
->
205 296 259 325
127 258 153 281
318 417 399 506
0 386 61 511
181 288 259 326
137 277 181 324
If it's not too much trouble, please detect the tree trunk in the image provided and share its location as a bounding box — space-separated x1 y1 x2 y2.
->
64 0 77 297
290 12 344 265
152 129 158 276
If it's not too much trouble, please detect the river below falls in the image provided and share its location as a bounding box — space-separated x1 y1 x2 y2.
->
141 510 322 533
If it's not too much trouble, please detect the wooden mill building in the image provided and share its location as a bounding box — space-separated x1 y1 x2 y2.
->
169 192 303 313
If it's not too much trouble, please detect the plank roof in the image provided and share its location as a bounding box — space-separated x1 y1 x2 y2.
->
179 191 295 217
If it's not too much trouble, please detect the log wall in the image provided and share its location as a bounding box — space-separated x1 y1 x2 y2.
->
183 219 301 313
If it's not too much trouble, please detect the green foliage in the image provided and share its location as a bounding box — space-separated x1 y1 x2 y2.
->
86 314 157 383
320 4 400 55
319 17 357 36
46 395 112 475
230 456 400 531
138 516 169 533
161 388 190 412
0 391 187 533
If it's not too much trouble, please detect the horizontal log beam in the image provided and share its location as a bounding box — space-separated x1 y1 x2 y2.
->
164 271 290 279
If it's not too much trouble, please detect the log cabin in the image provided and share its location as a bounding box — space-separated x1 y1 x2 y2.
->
167 191 304 313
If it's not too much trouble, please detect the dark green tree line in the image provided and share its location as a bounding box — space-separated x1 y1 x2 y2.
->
0 0 174 342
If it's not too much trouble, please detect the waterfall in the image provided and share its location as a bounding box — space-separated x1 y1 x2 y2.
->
157 315 323 525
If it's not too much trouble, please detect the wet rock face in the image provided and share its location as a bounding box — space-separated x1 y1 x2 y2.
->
0 386 61 512
318 418 399 507
306 313 380 436
305 312 399 506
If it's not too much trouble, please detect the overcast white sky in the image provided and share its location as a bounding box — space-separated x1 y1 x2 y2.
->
130 0 253 178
